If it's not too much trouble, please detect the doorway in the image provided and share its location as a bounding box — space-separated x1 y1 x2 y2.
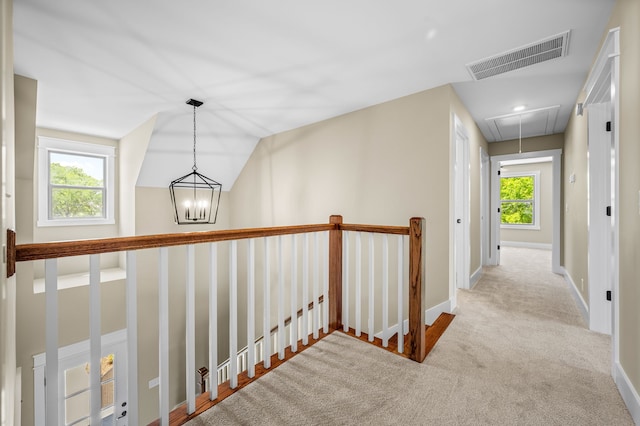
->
452 114 470 298
33 329 128 425
583 28 620 347
490 150 562 273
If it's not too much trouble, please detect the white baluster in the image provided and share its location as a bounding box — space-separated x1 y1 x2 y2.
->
323 231 329 333
263 237 271 368
89 255 101 425
397 236 405 353
382 235 390 347
277 236 285 359
313 233 319 339
355 232 362 337
247 239 255 378
186 245 196 413
126 251 139 420
209 243 218 400
302 234 309 345
44 259 58 425
229 241 238 388
368 233 375 342
290 234 298 352
158 247 169 424
343 231 350 332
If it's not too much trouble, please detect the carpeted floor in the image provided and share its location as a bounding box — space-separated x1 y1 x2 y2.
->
187 247 633 425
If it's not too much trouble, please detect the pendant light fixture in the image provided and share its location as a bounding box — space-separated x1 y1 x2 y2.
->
169 99 222 224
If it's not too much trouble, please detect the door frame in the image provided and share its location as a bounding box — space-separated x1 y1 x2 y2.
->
480 147 491 266
33 329 128 426
490 149 562 274
451 114 470 305
582 27 620 366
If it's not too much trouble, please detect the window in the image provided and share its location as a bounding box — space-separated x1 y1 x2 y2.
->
38 137 115 226
500 171 540 229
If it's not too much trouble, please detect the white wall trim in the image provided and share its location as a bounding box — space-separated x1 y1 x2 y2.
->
500 241 552 251
561 267 589 326
614 361 640 425
373 298 454 341
425 299 452 326
470 266 483 288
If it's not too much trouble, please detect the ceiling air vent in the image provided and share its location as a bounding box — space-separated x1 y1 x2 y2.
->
466 30 571 80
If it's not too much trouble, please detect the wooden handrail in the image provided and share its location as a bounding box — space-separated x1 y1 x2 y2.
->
339 223 409 235
12 221 410 263
14 223 334 262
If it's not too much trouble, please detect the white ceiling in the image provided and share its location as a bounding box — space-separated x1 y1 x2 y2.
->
13 0 616 189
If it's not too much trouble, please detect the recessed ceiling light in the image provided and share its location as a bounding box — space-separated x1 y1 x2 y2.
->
513 105 526 112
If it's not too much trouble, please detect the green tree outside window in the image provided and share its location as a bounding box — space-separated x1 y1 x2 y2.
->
500 175 534 225
49 154 105 219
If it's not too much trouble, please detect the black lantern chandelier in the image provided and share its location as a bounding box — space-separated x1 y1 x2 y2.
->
169 99 222 224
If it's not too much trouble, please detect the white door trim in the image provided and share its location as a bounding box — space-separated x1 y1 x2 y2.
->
480 147 490 266
582 27 620 371
451 114 470 305
490 149 562 274
33 329 128 426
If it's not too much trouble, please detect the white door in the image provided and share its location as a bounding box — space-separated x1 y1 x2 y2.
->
453 115 470 290
34 330 129 425
587 103 613 335
480 147 490 266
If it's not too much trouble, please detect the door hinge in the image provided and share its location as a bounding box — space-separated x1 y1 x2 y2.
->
606 290 612 301
606 121 612 132
497 208 501 213
606 206 612 217
497 170 501 176
497 245 500 250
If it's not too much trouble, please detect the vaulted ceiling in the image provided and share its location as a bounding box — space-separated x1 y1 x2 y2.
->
13 0 616 189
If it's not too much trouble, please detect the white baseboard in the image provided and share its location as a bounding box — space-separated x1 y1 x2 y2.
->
470 266 483 289
561 267 589 326
614 361 640 425
373 298 453 340
501 241 552 250
425 299 452 326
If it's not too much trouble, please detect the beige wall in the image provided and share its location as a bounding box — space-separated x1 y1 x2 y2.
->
488 133 564 156
606 0 640 401
500 162 553 246
563 110 589 303
13 76 128 425
230 84 486 310
563 0 640 409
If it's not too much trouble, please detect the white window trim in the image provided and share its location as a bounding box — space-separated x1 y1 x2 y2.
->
500 171 541 230
37 136 115 227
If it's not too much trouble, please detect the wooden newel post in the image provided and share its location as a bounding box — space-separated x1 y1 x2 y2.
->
408 217 426 362
328 215 343 330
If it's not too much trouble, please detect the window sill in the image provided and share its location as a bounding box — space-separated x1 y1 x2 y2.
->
37 218 115 227
33 267 126 294
500 224 541 231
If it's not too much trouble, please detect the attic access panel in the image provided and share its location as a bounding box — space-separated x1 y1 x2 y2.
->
485 105 560 142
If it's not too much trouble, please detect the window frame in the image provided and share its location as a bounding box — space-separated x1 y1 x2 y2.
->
499 171 541 230
38 137 115 227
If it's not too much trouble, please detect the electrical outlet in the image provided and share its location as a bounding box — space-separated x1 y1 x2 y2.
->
149 377 159 389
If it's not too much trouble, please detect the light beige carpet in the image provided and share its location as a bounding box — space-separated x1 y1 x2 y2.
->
188 247 633 425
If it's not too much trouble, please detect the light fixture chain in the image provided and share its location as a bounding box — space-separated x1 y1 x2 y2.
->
192 104 198 171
